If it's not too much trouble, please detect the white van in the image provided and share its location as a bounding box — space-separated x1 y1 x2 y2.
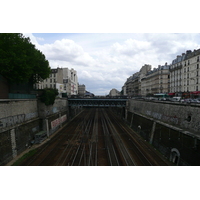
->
172 97 181 101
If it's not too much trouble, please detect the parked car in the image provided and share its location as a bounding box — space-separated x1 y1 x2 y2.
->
172 97 182 101
181 99 192 103
191 99 200 103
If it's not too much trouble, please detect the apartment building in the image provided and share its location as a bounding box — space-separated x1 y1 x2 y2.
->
182 49 200 94
170 52 186 96
69 68 78 95
123 48 200 98
35 67 78 97
62 68 78 96
170 49 200 97
141 63 170 96
78 84 86 97
121 84 127 96
109 88 120 96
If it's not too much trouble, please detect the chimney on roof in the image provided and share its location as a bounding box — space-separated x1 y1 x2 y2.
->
186 50 192 54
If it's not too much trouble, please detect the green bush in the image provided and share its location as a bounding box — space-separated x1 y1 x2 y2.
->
40 88 59 106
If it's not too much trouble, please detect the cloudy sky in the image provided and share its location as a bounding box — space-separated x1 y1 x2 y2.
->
3 1 200 96
23 33 200 95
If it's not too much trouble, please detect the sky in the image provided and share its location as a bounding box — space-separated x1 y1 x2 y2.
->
2 1 200 96
23 33 200 95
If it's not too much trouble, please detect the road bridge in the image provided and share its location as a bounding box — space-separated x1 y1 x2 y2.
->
68 98 127 107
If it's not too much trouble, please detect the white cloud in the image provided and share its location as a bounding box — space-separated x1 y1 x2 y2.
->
25 33 200 95
111 39 152 57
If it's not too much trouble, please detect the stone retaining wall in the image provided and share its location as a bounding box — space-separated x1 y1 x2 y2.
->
127 100 200 134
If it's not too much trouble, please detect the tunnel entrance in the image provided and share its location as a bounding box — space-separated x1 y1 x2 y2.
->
170 148 180 165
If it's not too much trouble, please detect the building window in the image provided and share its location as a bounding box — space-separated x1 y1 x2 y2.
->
197 71 199 77
197 56 199 62
197 64 199 69
196 86 198 91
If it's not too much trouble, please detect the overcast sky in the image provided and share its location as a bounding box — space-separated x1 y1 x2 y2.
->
23 33 200 95
3 1 200 96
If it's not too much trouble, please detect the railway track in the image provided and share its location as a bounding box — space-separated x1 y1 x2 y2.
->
20 108 171 166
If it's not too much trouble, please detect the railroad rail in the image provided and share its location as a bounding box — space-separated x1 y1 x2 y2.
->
19 108 171 166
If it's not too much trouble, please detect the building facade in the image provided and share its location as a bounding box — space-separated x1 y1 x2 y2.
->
170 49 200 97
141 63 170 96
35 67 78 97
78 84 86 97
109 88 120 96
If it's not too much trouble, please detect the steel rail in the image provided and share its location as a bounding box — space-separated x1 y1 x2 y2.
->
107 110 158 165
101 115 120 166
103 111 135 166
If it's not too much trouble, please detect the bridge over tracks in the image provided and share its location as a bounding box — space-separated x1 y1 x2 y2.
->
68 98 127 107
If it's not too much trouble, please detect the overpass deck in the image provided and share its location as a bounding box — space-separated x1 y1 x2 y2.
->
68 98 127 107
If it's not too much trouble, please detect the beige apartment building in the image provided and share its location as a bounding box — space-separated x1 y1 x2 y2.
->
124 63 170 97
125 72 140 97
35 67 78 97
109 88 120 96
170 49 200 97
123 48 200 98
78 84 86 97
141 63 170 96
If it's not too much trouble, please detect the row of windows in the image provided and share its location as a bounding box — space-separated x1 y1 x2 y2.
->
171 86 199 92
172 56 199 69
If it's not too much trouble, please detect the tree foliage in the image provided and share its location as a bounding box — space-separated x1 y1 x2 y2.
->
0 33 51 84
40 88 59 106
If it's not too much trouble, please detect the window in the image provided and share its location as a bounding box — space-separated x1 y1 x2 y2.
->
197 64 199 69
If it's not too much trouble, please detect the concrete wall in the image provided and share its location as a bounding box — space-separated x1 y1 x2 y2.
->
127 100 200 134
0 99 70 165
122 100 200 165
0 100 38 132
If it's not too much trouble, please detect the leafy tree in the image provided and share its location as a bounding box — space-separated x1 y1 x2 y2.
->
0 33 50 84
40 88 59 106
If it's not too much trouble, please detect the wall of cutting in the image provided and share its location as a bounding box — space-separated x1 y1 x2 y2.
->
122 100 200 165
0 99 73 165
